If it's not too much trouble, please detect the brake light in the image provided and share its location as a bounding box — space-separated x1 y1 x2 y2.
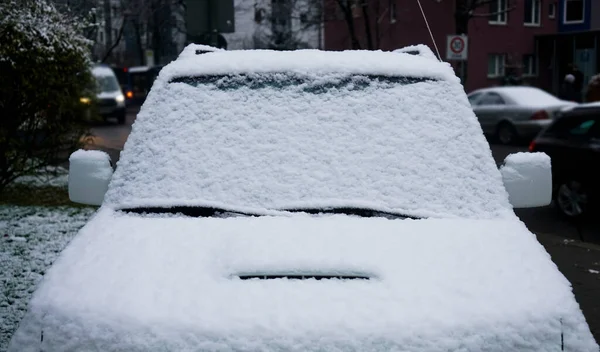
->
126 91 133 99
123 67 128 72
529 140 536 152
531 110 549 120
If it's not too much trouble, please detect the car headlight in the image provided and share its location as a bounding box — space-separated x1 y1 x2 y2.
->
79 97 91 104
115 94 125 103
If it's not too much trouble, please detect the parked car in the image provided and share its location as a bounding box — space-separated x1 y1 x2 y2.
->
9 46 598 351
467 86 575 145
112 46 224 107
115 65 163 107
82 64 126 124
530 103 600 219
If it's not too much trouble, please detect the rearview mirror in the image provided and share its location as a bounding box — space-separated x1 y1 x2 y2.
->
500 152 552 208
68 150 113 206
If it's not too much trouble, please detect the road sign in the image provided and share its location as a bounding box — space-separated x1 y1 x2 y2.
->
446 35 468 61
145 50 154 66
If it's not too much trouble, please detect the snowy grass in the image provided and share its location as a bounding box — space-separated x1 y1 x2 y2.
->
1 166 74 207
0 205 95 351
12 165 69 188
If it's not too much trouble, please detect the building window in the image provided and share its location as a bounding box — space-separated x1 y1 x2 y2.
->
564 0 584 24
549 3 556 18
523 54 538 76
489 0 508 24
488 54 506 77
524 0 541 25
390 0 397 23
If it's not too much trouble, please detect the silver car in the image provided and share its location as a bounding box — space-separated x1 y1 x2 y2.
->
467 86 575 145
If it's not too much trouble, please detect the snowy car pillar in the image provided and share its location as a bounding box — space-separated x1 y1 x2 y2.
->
500 152 552 208
68 150 113 206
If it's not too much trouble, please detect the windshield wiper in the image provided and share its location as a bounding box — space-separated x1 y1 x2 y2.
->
283 207 421 220
121 206 422 220
121 206 253 217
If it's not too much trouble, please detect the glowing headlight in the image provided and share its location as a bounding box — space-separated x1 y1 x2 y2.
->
79 97 91 104
115 94 125 103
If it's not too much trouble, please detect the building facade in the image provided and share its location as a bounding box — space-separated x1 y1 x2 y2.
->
222 0 323 50
537 0 600 96
90 0 185 67
324 0 561 93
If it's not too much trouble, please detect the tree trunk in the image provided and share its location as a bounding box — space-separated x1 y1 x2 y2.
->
454 1 470 88
361 2 374 50
133 20 144 66
102 20 125 63
336 0 361 49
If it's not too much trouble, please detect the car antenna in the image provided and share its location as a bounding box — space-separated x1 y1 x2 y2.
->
415 0 442 62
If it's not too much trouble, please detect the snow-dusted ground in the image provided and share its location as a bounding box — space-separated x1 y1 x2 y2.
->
12 166 69 188
0 206 95 351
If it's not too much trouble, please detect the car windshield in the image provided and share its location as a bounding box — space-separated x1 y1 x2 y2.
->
105 71 509 220
170 74 429 92
95 74 120 93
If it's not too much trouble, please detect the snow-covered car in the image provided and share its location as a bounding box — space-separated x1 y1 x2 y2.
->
10 46 599 351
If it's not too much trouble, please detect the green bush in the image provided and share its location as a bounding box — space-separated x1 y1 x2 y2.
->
0 0 95 193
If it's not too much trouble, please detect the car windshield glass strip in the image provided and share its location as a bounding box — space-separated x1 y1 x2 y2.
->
283 207 421 219
96 75 120 92
121 206 421 219
169 74 434 93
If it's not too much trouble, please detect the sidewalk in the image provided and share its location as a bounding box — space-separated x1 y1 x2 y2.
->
536 232 600 344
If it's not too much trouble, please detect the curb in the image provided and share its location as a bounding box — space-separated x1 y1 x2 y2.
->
535 232 600 252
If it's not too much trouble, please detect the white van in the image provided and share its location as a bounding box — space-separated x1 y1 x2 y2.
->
90 64 126 124
10 46 598 351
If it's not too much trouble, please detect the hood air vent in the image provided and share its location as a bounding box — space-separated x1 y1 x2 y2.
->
236 274 371 281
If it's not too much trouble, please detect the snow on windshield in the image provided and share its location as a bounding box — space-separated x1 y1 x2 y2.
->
105 71 511 219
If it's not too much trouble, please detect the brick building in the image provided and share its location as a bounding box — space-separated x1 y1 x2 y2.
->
324 0 560 93
537 0 600 96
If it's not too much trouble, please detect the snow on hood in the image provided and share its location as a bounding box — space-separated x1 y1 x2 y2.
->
9 209 597 351
104 50 511 219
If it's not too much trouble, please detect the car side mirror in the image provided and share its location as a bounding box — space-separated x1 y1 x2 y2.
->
68 150 113 206
500 152 552 208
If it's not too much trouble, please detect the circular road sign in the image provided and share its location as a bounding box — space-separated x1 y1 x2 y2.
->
450 36 465 55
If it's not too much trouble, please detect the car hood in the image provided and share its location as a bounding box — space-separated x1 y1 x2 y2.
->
10 208 598 351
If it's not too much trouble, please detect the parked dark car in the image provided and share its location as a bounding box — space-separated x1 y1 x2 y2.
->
112 65 163 107
530 104 600 219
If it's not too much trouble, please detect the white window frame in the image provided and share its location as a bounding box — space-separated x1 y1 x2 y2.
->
524 0 541 26
563 0 585 24
390 0 397 24
488 54 506 78
549 3 556 19
489 0 508 25
523 55 538 77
